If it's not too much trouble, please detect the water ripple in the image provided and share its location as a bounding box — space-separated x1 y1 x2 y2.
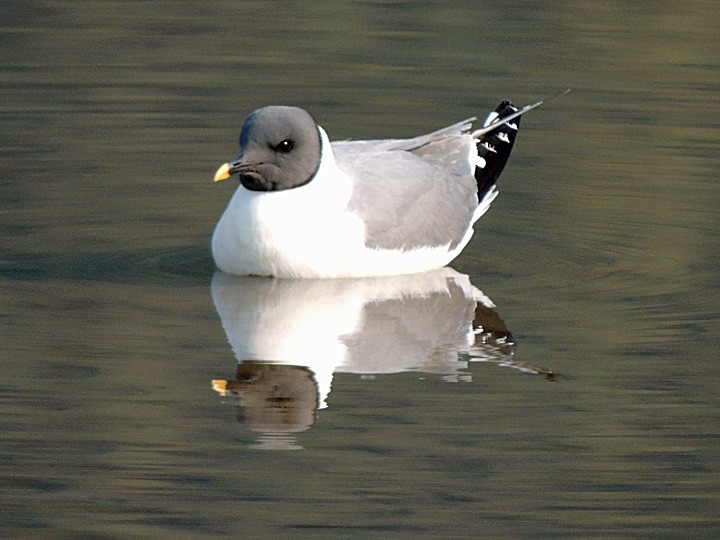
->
1 247 214 285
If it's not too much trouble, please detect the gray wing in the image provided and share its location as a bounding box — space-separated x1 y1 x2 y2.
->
332 123 479 251
332 117 475 154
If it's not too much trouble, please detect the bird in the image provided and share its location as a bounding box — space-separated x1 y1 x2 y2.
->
211 99 542 278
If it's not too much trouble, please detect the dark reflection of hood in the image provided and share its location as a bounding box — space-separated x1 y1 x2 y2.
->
210 268 535 449
212 362 317 451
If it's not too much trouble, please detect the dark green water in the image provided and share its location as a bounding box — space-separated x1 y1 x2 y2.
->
2 1 719 537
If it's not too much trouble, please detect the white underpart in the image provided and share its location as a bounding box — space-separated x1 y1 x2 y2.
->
213 127 497 278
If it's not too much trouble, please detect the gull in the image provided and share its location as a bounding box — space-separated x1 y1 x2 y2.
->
212 99 542 278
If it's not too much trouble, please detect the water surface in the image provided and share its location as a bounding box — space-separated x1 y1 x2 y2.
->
2 1 719 537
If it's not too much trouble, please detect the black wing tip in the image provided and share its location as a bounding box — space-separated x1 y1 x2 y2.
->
474 101 522 199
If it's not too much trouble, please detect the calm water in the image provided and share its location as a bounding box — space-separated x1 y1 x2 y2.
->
2 1 719 537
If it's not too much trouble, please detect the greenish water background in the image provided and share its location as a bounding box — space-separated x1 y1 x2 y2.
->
2 1 719 537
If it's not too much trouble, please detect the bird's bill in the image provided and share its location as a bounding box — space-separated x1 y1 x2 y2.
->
213 162 232 182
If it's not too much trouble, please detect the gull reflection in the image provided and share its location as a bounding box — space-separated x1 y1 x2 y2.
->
210 268 552 449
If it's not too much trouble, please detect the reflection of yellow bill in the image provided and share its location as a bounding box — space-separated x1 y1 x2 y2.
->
211 379 228 396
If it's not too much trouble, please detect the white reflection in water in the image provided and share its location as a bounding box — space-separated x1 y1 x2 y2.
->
210 268 553 449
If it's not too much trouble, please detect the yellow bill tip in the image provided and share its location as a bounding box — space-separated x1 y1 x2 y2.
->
211 379 228 395
213 162 231 182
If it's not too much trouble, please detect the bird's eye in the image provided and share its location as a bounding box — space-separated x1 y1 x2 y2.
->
273 139 294 153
